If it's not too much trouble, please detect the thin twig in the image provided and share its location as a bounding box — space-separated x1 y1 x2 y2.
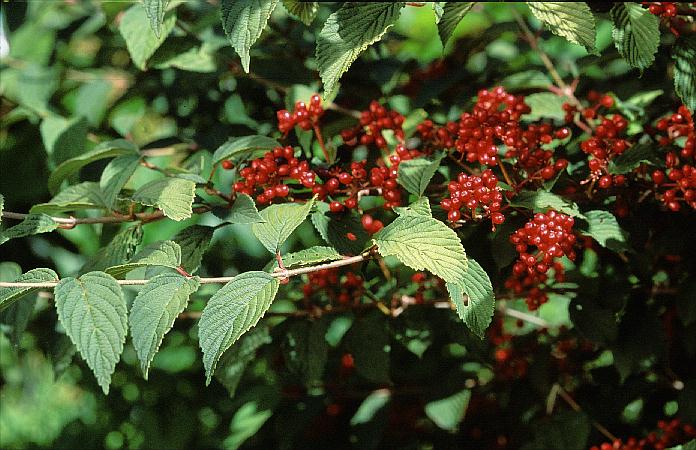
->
550 383 619 442
1 206 212 226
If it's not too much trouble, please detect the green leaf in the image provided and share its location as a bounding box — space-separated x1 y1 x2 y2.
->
374 215 467 284
526 2 596 53
129 273 200 379
48 139 139 195
509 190 585 218
40 116 88 168
667 440 696 450
171 225 215 274
215 325 271 397
522 92 568 121
75 80 114 127
199 271 280 384
351 389 391 426
272 246 342 270
611 2 660 72
316 2 405 96
437 2 474 47
252 197 315 254
30 182 106 214
425 389 471 431
212 135 282 164
82 225 144 273
119 3 176 70
54 271 127 394
579 210 628 251
143 0 170 38
0 214 58 246
446 259 495 339
100 155 141 209
105 240 181 278
607 143 660 174
0 264 35 349
0 195 4 224
311 203 370 255
397 155 443 196
672 36 696 112
132 177 196 221
0 268 59 312
394 196 432 217
218 193 265 224
282 0 318 26
220 0 279 73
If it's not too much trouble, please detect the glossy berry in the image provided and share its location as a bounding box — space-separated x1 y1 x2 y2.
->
441 169 505 229
221 160 234 170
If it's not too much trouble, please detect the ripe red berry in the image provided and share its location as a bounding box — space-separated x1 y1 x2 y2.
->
221 160 234 170
329 201 344 213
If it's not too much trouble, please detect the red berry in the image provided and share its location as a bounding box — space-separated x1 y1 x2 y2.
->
221 160 234 170
329 201 344 213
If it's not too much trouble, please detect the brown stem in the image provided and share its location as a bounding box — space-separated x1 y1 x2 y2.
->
313 122 332 163
1 206 211 227
551 384 619 442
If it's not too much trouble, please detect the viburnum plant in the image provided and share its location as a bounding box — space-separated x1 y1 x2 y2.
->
1 1 696 449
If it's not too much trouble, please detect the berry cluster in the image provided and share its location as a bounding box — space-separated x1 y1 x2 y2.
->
340 101 405 149
563 91 615 123
232 146 316 204
277 94 324 134
303 268 364 305
642 2 678 17
590 418 696 450
506 210 577 310
487 318 532 380
579 113 631 189
441 169 505 227
360 213 384 235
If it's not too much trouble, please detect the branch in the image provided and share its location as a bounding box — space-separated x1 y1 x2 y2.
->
547 383 619 442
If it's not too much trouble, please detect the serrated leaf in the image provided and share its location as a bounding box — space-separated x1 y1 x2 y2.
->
119 3 176 70
31 182 106 214
425 389 471 431
281 246 342 268
54 271 127 394
199 271 280 384
215 325 271 397
672 36 696 112
81 225 144 273
220 0 279 73
100 155 141 209
374 215 467 284
0 268 59 312
509 190 585 218
40 116 88 168
0 262 37 345
522 92 568 121
351 389 391 426
130 273 200 378
446 259 495 339
607 143 660 174
106 240 181 278
172 225 214 274
282 0 318 26
437 2 474 47
667 440 696 450
0 214 58 246
212 135 282 164
252 197 315 254
48 139 139 195
397 155 443 196
611 3 660 71
311 203 370 255
218 193 265 224
394 196 432 217
527 2 596 52
143 0 170 38
316 2 405 96
579 210 628 252
132 177 196 221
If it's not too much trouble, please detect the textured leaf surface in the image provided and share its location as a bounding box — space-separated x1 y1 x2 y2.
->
31 182 106 214
172 225 215 273
100 155 141 209
82 225 144 273
437 2 474 47
425 389 471 431
282 0 318 26
522 92 568 121
215 325 271 397
394 196 432 217
397 156 442 196
48 139 139 194
311 203 370 255
199 272 279 384
509 190 585 218
143 0 170 38
579 210 628 251
252 197 315 253
105 240 181 278
527 2 596 52
130 274 200 378
132 177 196 221
219 193 265 224
220 0 279 72
374 215 467 284
608 143 660 174
0 214 58 246
0 266 57 312
446 259 495 339
316 2 404 96
672 36 696 112
119 3 176 70
40 116 88 168
611 3 660 71
212 135 281 164
272 246 342 270
54 271 127 394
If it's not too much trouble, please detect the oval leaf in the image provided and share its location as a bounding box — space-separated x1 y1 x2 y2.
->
611 2 660 72
445 259 495 339
252 197 315 254
526 2 596 53
437 2 474 47
220 0 279 73
132 177 196 221
0 267 59 312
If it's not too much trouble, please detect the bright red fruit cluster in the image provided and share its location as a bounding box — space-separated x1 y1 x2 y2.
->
590 418 696 450
303 268 364 305
441 169 505 226
277 94 324 134
232 146 316 204
505 210 577 310
642 2 679 17
340 100 405 149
